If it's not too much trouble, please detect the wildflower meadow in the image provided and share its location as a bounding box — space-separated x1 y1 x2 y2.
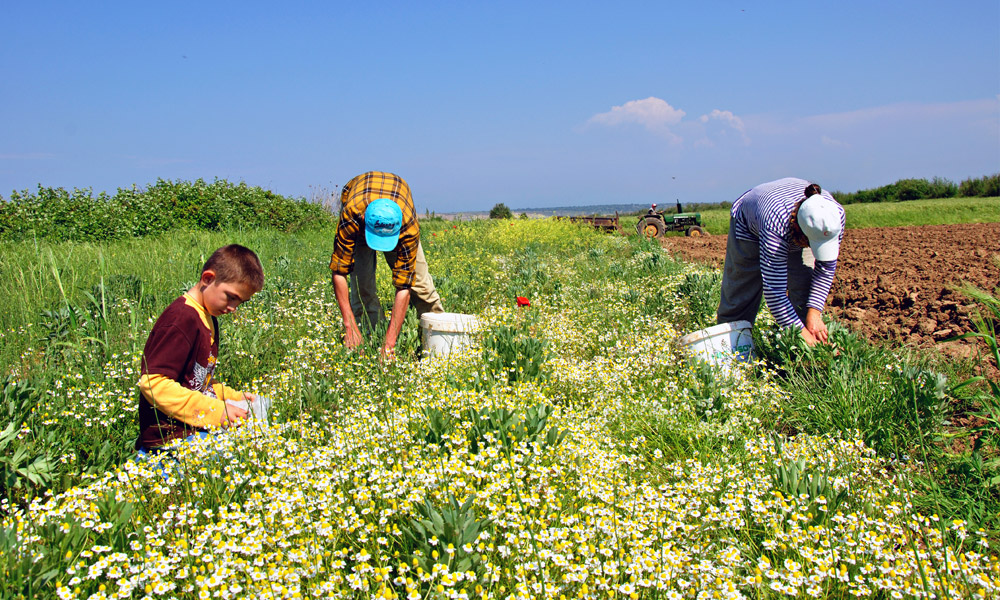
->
0 216 997 599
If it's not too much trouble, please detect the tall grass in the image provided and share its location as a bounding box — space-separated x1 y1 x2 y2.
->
0 230 334 373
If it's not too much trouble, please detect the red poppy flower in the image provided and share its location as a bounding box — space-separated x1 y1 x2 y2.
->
516 296 530 308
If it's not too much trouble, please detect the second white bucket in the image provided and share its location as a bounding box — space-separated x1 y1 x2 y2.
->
679 320 754 369
420 312 481 357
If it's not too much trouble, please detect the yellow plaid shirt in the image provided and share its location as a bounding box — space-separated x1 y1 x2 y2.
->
329 171 420 289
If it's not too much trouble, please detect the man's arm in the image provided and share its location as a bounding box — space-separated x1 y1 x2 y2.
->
382 287 411 358
332 273 364 349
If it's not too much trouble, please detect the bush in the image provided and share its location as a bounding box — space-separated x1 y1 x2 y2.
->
894 178 931 201
834 174 997 205
0 179 335 242
958 173 1000 198
927 176 958 199
488 203 512 219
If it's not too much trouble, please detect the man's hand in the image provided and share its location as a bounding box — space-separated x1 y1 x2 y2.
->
381 288 411 355
799 327 818 347
332 272 365 350
804 308 828 343
344 323 364 350
380 345 396 363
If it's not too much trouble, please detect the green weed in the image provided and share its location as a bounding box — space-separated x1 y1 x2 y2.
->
481 323 549 384
400 494 492 582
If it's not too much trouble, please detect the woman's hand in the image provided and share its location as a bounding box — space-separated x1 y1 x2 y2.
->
804 308 828 343
799 326 819 347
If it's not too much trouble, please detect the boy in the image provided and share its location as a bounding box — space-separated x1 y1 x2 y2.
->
136 244 264 453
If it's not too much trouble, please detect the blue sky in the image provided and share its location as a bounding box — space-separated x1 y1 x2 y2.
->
2 1 998 212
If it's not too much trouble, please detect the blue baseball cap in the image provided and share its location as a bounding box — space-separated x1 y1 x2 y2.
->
364 198 403 252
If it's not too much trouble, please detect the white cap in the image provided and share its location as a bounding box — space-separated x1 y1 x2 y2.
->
797 194 843 262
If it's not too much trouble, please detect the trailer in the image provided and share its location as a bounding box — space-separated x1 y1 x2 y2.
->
558 212 623 234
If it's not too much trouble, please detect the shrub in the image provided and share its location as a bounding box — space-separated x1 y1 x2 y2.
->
0 179 334 242
927 176 958 199
488 203 512 219
834 174 997 205
958 173 1000 198
894 178 931 202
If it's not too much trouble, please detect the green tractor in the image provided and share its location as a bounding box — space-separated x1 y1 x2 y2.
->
636 200 707 238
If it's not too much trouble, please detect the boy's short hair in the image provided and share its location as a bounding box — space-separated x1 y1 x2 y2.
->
202 245 265 292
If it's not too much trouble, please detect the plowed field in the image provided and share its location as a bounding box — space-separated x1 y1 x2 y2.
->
660 223 1000 358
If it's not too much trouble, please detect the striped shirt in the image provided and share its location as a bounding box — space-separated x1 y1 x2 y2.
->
330 172 421 289
731 177 845 328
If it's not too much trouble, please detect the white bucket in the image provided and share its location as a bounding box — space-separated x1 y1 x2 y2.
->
420 312 481 357
679 320 754 369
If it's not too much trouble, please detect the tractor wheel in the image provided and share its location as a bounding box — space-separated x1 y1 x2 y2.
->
686 225 706 237
639 218 665 239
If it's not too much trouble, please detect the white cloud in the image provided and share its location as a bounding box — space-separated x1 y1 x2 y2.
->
744 98 1000 149
699 109 744 131
587 97 686 141
821 135 849 148
698 109 750 145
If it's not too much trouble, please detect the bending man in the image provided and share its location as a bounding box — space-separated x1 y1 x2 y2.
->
717 177 845 346
330 171 444 357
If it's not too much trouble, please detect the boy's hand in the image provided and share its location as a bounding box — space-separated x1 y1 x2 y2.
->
222 401 249 427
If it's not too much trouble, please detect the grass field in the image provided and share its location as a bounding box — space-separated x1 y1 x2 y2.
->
841 196 1000 228
643 196 1000 236
1 213 998 599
